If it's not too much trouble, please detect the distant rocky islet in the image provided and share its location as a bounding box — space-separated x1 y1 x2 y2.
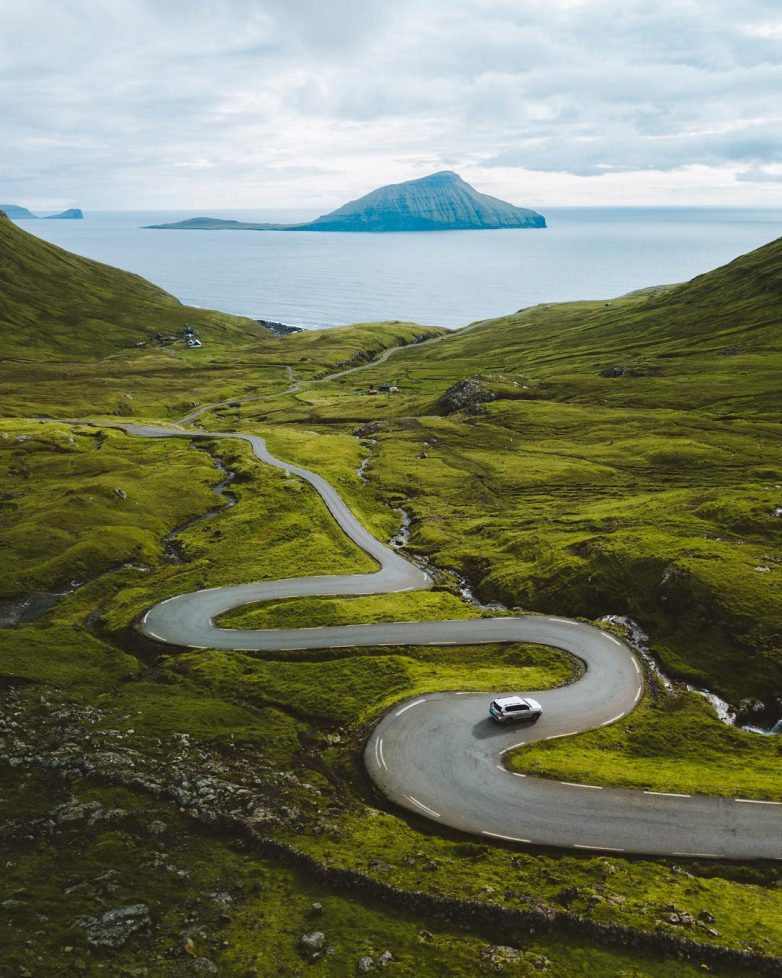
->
0 204 83 220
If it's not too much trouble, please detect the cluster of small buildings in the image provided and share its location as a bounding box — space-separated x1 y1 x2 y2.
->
184 324 202 348
352 382 399 395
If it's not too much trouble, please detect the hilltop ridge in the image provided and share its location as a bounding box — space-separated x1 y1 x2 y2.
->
0 211 265 358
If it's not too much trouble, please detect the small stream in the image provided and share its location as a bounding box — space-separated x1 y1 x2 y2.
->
381 498 779 734
0 566 150 628
388 504 509 612
601 614 780 735
355 438 376 483
162 446 237 562
356 455 371 482
390 507 411 549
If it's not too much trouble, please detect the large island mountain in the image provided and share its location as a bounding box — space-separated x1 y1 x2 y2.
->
292 171 546 231
146 171 546 232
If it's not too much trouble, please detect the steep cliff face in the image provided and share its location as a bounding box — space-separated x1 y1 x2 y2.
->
0 204 37 219
296 171 546 232
44 208 84 220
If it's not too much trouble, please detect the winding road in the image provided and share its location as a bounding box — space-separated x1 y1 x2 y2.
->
122 422 780 860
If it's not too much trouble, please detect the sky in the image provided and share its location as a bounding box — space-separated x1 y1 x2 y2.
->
3 0 782 210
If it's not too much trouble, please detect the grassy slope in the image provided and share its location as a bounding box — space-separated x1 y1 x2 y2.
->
0 212 267 359
236 237 782 707
0 214 444 417
2 225 782 972
4 770 742 978
2 420 779 977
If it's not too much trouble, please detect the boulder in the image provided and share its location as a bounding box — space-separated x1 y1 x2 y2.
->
438 378 495 415
299 931 326 961
75 903 152 949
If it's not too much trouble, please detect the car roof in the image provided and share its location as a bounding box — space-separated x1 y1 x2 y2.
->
494 696 531 708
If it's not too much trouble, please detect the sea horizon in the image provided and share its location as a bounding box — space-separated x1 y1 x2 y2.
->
17 205 782 330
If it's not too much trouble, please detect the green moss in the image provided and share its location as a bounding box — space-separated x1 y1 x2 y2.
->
508 688 782 799
2 767 745 978
169 642 573 726
219 588 478 629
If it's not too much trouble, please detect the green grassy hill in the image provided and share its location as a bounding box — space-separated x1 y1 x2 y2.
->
0 212 268 359
1 227 781 976
0 215 443 416
228 237 782 704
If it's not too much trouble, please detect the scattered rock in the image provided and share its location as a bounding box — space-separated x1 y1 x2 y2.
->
192 959 218 975
438 377 496 415
660 909 695 927
555 886 580 907
600 364 646 378
481 945 554 970
353 421 385 438
148 820 167 836
357 956 375 973
113 487 128 500
75 903 152 949
698 909 716 924
378 950 394 966
310 901 324 915
299 931 326 961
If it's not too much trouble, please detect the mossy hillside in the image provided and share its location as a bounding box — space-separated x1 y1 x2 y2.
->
0 420 220 598
0 211 267 359
1 770 739 978
0 322 443 421
0 353 290 420
224 393 782 701
282 804 782 956
2 418 781 968
168 642 573 726
509 689 782 800
219 589 478 629
282 319 445 379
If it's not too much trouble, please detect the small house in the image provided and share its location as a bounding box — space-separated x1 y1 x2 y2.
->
187 338 202 349
378 383 399 393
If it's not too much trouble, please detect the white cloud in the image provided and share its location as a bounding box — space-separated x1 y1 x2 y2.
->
1 0 782 207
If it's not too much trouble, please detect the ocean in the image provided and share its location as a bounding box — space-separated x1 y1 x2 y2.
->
17 207 782 330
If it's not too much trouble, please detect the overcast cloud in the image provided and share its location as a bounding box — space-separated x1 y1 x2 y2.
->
2 0 782 209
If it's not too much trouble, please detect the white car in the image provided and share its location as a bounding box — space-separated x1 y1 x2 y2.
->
489 696 543 723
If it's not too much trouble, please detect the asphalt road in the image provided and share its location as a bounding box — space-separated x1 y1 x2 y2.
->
123 422 781 860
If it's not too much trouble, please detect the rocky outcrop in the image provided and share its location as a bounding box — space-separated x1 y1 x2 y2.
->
44 208 84 220
353 420 386 438
256 319 303 336
75 903 152 948
438 377 496 415
600 364 647 378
